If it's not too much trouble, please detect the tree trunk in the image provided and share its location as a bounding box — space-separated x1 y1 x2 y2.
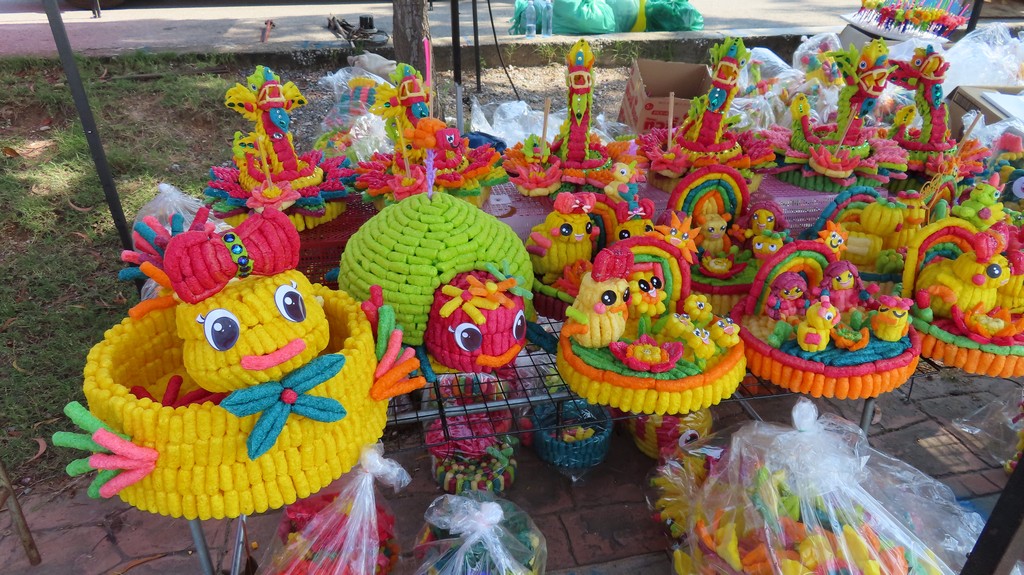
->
392 0 429 73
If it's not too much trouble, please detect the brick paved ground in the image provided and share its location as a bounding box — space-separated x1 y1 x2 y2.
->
1 372 1018 574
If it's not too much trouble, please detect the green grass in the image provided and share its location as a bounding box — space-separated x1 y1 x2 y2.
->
0 52 239 482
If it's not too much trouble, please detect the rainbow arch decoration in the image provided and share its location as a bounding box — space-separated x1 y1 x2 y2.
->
616 235 693 315
744 240 836 316
667 165 749 222
799 186 886 240
900 218 981 298
589 195 621 251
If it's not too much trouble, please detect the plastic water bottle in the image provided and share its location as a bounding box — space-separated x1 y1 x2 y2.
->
524 0 536 38
542 0 553 37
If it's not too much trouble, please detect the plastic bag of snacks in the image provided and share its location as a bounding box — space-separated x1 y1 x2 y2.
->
954 387 1024 470
414 493 547 575
673 399 971 575
259 444 410 575
315 67 392 160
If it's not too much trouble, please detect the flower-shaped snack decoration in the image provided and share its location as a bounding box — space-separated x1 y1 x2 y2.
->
221 354 348 459
609 334 684 373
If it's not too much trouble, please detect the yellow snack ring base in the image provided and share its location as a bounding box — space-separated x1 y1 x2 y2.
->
82 286 384 520
556 337 746 415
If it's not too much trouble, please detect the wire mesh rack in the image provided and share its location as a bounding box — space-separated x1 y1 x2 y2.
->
381 315 794 454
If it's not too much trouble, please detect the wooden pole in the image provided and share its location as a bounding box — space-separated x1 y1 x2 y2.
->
542 97 551 154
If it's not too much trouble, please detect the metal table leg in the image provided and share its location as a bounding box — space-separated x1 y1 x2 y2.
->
230 515 249 575
188 519 216 575
859 397 876 435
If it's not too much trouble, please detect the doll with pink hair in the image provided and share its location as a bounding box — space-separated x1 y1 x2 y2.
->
765 271 810 321
817 260 872 312
732 197 789 246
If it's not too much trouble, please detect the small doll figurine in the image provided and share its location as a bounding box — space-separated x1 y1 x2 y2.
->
696 212 732 256
765 271 810 321
871 295 913 342
731 198 788 245
818 260 871 312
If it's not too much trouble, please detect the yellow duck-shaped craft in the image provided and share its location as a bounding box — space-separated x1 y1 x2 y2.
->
527 192 597 284
871 295 913 342
564 247 634 348
915 235 1010 319
797 296 841 352
682 324 716 363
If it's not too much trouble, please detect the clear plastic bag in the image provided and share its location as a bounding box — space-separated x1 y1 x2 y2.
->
414 493 547 575
259 444 410 575
673 399 970 575
315 67 393 160
954 387 1024 467
944 23 1024 94
792 33 843 86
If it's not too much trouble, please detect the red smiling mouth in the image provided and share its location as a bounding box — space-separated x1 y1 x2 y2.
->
241 338 306 371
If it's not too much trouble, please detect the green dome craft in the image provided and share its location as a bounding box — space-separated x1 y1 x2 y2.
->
338 193 533 345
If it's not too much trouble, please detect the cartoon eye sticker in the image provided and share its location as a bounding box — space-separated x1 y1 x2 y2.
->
585 221 593 234
601 290 618 306
622 287 631 303
754 241 764 250
987 264 1003 279
645 224 654 232
651 276 663 290
446 134 457 146
618 230 631 240
637 279 651 292
513 310 527 340
560 223 573 236
680 429 700 445
825 311 835 321
197 308 241 351
274 281 307 322
451 323 483 352
768 243 779 252
696 301 706 310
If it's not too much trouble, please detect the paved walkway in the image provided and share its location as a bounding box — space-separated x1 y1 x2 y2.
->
1 371 1016 574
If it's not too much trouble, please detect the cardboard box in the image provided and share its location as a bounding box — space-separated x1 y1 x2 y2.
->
837 24 874 50
948 85 1024 138
618 59 712 133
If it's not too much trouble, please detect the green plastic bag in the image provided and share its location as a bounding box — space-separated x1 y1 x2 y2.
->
644 0 703 31
553 0 617 35
606 0 640 32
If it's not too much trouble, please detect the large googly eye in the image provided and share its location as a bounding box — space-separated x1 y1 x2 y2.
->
197 308 240 351
680 429 700 445
452 323 482 352
696 301 705 310
275 281 307 322
559 223 573 236
987 264 1003 279
622 287 631 303
585 221 593 234
513 310 527 340
637 279 651 292
768 243 779 252
693 328 702 337
618 230 631 240
651 276 663 290
446 134 456 145
825 312 835 321
754 241 764 249
601 290 617 306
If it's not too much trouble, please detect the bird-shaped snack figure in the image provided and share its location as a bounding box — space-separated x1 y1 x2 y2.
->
765 271 810 321
527 192 598 285
797 296 841 352
871 295 913 342
603 161 641 202
563 247 634 348
681 324 717 365
52 208 420 521
424 269 531 373
952 182 1006 232
915 236 1010 319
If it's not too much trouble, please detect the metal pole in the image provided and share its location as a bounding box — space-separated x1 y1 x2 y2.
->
456 83 464 133
472 0 481 93
450 0 461 86
230 515 248 575
187 519 216 575
42 0 134 253
859 397 876 435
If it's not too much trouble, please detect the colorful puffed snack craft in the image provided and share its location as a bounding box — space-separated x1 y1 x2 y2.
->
356 64 507 207
623 407 713 459
733 240 921 399
558 237 746 415
204 66 357 231
903 217 1024 376
337 192 534 376
756 40 910 192
52 206 419 521
526 192 598 284
502 39 644 198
